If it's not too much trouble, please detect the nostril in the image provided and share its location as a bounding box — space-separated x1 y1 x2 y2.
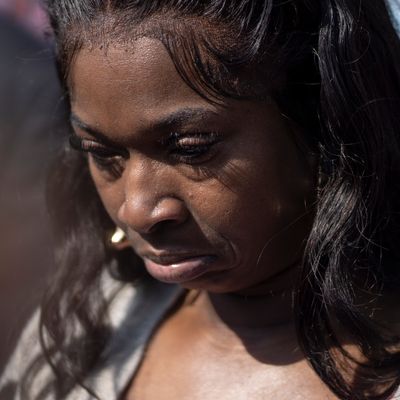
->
146 217 183 235
147 197 189 231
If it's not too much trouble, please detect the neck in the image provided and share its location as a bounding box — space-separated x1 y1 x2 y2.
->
210 259 300 326
183 286 300 364
195 287 295 332
184 262 301 347
175 260 305 365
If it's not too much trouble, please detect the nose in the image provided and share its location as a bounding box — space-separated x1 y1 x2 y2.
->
117 159 189 235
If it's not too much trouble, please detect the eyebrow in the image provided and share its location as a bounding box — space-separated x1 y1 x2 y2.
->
70 114 119 147
70 107 219 145
154 108 219 128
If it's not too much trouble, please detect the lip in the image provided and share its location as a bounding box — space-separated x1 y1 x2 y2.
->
142 253 219 283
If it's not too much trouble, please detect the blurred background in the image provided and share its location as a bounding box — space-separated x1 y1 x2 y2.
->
0 0 48 38
0 0 399 377
0 0 67 374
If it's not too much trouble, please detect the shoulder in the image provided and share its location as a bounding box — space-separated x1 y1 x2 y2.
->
0 273 183 400
82 276 184 399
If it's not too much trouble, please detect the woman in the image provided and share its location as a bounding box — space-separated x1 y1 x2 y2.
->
1 1 400 399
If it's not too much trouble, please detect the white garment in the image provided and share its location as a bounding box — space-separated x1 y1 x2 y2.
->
386 0 400 34
0 274 183 400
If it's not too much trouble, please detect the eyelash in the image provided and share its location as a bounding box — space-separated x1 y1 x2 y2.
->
69 131 221 177
69 135 127 178
163 132 222 164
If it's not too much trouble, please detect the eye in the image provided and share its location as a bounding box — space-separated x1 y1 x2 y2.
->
69 134 128 178
165 132 222 165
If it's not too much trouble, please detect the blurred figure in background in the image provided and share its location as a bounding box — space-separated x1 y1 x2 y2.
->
0 0 48 39
0 5 67 373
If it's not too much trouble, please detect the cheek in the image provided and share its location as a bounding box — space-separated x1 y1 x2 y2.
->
186 145 314 265
89 161 124 224
185 168 292 242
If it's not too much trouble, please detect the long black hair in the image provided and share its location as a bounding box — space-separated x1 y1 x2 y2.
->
27 1 400 399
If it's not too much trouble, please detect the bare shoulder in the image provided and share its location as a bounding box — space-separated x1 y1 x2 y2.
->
126 302 340 400
277 358 339 400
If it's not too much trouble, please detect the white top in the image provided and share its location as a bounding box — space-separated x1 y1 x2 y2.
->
0 273 184 400
387 0 400 34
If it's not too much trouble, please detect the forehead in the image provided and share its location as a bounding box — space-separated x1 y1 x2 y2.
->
69 37 217 134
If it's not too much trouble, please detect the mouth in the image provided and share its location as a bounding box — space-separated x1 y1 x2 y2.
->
141 252 219 284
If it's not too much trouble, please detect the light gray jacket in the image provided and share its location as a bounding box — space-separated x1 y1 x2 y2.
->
0 274 183 400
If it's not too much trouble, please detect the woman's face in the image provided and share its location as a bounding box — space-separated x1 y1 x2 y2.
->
69 37 315 294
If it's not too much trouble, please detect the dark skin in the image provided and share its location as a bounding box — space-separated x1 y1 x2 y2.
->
69 37 338 399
